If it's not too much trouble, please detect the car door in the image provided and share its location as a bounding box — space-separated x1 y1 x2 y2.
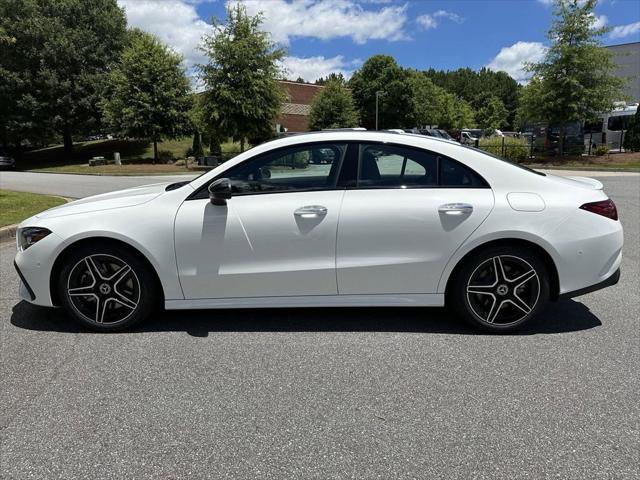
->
175 142 347 299
336 143 494 295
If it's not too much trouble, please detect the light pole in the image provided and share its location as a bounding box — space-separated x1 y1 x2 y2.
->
375 90 384 130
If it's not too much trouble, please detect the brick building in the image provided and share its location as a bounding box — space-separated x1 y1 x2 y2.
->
275 80 324 132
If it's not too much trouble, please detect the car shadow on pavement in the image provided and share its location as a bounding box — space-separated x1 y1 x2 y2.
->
11 299 601 336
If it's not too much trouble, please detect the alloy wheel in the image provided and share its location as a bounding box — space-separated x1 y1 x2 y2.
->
66 254 141 324
466 255 540 326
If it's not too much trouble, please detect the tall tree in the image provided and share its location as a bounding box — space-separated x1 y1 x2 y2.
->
476 95 508 132
424 67 520 129
102 30 192 162
308 79 359 130
407 71 446 128
199 4 285 151
0 0 127 156
524 0 625 153
348 55 412 129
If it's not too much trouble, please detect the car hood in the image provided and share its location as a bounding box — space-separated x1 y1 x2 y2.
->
546 174 604 191
35 182 175 219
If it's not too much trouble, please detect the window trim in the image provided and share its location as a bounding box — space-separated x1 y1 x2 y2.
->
187 141 354 200
353 142 490 190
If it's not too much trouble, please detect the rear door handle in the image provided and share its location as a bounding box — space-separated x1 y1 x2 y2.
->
294 205 328 218
438 203 474 215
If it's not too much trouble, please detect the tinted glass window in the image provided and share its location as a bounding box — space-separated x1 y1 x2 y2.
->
585 118 603 134
608 115 631 131
224 143 346 195
358 144 437 188
439 157 488 187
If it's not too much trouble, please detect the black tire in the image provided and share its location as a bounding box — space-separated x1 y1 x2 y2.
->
449 245 550 333
57 242 158 332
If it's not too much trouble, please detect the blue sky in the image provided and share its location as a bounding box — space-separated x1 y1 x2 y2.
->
118 0 640 84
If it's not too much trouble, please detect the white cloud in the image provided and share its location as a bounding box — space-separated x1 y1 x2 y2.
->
610 21 640 39
590 14 608 30
232 0 409 45
279 55 360 82
117 0 211 68
417 10 463 30
486 41 548 84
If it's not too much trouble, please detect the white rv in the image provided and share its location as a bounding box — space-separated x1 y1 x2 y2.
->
585 103 638 152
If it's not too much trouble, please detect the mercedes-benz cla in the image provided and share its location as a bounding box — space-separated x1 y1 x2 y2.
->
14 131 623 332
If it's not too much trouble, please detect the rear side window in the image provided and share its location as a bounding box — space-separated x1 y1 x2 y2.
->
357 143 488 188
358 144 437 188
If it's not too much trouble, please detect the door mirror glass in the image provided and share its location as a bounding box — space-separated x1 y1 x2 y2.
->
208 178 232 205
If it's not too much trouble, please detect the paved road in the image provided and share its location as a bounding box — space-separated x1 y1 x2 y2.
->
1 175 639 479
1 169 638 200
0 171 197 198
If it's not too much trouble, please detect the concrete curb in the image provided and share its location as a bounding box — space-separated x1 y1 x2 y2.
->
0 224 17 244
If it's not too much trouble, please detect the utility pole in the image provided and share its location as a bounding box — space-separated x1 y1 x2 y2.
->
375 91 384 131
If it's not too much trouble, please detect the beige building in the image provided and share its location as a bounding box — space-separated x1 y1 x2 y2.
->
606 42 640 103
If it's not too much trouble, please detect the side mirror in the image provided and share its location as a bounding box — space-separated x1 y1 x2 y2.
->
208 178 232 205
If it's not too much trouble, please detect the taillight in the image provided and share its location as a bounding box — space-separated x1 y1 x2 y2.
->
579 199 618 220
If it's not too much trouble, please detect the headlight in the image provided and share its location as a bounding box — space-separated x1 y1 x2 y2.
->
18 227 52 251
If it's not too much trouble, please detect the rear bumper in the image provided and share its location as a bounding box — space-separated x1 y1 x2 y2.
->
558 267 620 299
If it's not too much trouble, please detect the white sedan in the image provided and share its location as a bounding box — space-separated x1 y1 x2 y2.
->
14 131 623 332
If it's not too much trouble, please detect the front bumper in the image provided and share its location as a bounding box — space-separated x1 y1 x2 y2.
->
14 261 36 301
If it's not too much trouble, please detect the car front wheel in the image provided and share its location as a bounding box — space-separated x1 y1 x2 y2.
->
57 244 158 332
450 246 550 332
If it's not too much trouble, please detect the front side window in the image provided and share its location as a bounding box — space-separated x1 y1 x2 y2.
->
223 143 347 195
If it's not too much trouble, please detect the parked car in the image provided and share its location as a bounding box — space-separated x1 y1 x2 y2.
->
0 149 15 169
436 129 456 141
15 131 622 333
460 130 480 145
521 122 584 155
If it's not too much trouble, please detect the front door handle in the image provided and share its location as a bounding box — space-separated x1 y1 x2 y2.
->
294 205 328 218
438 203 474 215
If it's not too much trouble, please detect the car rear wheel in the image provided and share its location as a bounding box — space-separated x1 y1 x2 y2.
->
57 244 158 332
450 246 550 332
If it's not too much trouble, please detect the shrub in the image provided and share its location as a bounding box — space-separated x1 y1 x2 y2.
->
478 136 529 161
595 145 608 156
158 150 175 163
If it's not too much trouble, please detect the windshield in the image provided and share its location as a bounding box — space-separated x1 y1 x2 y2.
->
462 145 546 176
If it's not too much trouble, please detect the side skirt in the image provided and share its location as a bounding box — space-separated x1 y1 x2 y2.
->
165 293 445 310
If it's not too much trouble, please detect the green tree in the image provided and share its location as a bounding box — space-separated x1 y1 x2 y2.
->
315 73 346 86
424 67 521 129
524 0 625 154
476 95 508 132
102 31 192 162
348 55 412 129
439 93 476 130
0 0 127 157
199 4 285 151
406 71 446 128
308 79 359 130
623 109 640 152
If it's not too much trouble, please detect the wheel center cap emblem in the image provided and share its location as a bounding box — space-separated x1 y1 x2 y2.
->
496 284 508 296
99 283 111 295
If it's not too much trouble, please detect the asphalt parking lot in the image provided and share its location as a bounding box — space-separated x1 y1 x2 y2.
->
1 175 638 479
